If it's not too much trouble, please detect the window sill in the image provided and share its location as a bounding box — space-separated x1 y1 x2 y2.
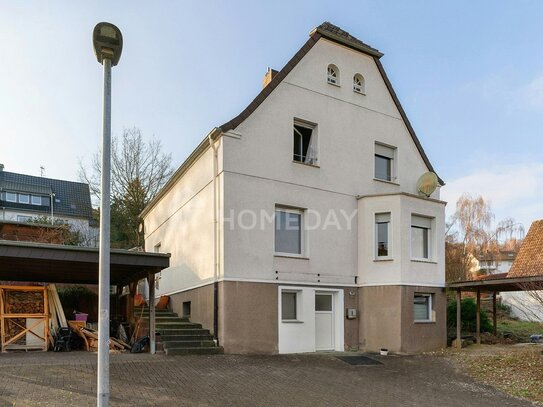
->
292 160 320 168
281 319 304 324
327 81 340 87
373 178 400 186
414 320 436 324
411 259 437 264
274 254 310 260
374 258 393 262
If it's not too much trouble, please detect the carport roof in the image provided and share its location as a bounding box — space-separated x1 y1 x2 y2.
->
447 274 543 292
0 240 170 286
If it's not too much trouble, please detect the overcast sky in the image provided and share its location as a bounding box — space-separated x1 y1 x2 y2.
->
1 1 542 229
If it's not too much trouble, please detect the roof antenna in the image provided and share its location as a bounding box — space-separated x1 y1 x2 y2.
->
40 166 45 177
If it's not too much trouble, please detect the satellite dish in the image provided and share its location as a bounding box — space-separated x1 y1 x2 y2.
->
416 172 439 198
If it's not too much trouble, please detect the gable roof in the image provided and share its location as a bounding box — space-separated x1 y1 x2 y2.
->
0 170 93 220
142 22 443 218
220 21 443 185
508 220 543 278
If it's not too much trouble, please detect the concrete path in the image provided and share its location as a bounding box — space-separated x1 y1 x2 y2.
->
0 352 535 406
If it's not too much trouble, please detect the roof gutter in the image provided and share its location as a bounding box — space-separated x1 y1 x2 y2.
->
140 127 222 219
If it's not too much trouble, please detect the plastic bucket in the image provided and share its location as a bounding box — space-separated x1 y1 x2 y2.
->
74 312 88 322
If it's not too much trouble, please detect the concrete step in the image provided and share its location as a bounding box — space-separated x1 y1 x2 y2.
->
136 308 176 314
159 334 214 342
140 316 190 323
140 312 179 318
164 346 224 356
162 340 216 349
157 328 211 336
156 322 202 329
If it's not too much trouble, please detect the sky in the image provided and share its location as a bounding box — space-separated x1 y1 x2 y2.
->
1 1 542 230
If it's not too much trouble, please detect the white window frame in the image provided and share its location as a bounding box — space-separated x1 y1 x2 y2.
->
274 207 305 258
293 119 318 166
413 293 434 323
374 142 397 183
327 64 340 86
411 215 433 261
280 289 302 322
31 195 42 205
5 192 17 202
375 212 391 259
18 194 30 204
353 73 365 94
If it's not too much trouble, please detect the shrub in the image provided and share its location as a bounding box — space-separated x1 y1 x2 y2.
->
447 297 492 333
57 286 98 322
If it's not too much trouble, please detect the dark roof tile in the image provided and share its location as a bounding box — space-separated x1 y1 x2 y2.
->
0 171 92 220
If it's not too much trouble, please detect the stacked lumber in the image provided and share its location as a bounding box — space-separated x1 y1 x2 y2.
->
68 321 130 352
47 284 67 340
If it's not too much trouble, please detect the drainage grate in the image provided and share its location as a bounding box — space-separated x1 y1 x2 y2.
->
335 355 383 366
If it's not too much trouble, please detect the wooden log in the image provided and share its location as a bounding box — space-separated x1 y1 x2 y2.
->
0 286 47 292
68 321 89 351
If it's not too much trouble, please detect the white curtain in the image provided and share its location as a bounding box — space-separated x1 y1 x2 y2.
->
304 132 318 165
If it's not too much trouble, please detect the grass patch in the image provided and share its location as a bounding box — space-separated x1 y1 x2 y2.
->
497 318 543 342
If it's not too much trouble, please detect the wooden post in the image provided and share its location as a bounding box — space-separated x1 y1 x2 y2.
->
147 272 156 354
0 288 4 353
476 289 481 345
128 282 137 335
492 291 497 336
456 289 462 349
44 287 49 351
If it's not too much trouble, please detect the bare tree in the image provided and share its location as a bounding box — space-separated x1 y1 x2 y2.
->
514 280 543 322
79 127 173 248
446 194 524 282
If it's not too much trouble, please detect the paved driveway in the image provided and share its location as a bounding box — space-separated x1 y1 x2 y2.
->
0 352 534 406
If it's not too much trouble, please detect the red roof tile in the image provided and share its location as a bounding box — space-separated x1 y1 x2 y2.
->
508 220 543 277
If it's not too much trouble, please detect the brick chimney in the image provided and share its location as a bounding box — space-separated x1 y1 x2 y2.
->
262 67 278 89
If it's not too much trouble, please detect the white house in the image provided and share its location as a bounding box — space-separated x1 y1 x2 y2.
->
0 164 96 245
142 22 447 354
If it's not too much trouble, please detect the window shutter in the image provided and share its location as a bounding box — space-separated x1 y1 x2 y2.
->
411 215 432 229
375 213 390 223
413 296 430 320
375 144 394 159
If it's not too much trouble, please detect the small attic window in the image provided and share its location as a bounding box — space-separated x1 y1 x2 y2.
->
353 74 365 94
327 64 339 86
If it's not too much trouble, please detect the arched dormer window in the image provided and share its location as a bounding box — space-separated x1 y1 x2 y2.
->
353 73 365 94
327 64 339 86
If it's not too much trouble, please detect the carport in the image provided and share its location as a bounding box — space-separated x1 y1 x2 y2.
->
0 240 170 353
448 220 543 348
448 274 543 348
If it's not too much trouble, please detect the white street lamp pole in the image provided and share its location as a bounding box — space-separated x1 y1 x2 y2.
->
93 22 123 407
97 54 112 406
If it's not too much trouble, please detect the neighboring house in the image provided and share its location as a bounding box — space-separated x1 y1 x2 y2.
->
142 22 447 354
477 250 516 275
500 221 543 322
0 164 96 246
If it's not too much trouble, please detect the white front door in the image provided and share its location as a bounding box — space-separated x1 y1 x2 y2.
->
315 293 334 351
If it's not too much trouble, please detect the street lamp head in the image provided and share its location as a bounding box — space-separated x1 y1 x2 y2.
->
93 22 123 66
